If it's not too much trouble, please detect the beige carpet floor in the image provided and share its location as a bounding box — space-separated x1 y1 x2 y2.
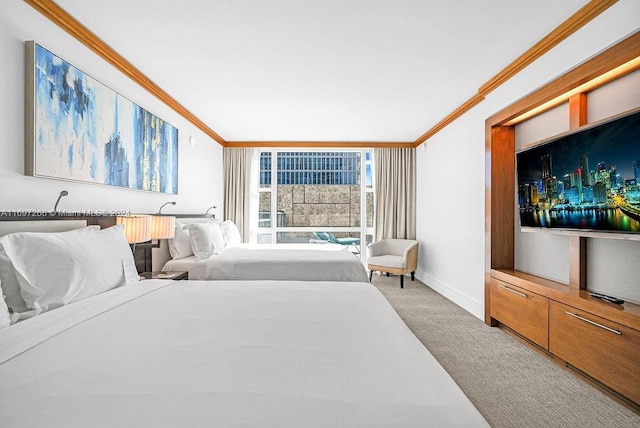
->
370 273 640 428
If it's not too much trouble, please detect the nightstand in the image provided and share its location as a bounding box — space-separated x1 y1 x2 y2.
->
139 271 188 280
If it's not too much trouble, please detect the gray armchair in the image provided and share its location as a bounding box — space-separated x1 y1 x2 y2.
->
367 239 418 288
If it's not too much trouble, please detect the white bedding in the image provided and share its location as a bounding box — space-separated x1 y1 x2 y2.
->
165 243 370 282
161 254 203 272
0 279 488 427
162 244 346 275
195 245 369 282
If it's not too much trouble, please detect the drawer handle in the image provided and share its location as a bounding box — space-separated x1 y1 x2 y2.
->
498 284 528 298
565 312 622 335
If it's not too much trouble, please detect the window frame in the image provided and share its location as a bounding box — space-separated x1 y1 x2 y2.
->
255 148 374 260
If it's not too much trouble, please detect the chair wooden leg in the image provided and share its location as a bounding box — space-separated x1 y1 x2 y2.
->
369 270 373 282
411 271 415 281
400 274 404 288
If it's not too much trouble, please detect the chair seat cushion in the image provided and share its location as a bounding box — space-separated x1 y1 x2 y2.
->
367 255 406 269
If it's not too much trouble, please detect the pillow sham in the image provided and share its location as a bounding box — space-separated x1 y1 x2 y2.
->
186 221 225 259
0 225 137 315
0 225 100 314
220 220 242 247
0 282 10 329
167 220 193 260
0 248 27 314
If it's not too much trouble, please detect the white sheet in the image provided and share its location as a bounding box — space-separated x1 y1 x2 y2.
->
161 255 204 273
194 245 370 282
0 279 488 427
162 243 352 279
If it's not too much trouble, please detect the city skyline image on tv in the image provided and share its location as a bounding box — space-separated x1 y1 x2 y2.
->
516 109 640 233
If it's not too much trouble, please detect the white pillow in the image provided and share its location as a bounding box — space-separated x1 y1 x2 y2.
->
0 225 137 315
186 222 225 259
0 285 10 329
0 248 27 314
220 220 242 247
167 221 193 260
0 225 100 314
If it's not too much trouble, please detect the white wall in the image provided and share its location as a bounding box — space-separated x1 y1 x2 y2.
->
0 2 224 216
415 1 640 319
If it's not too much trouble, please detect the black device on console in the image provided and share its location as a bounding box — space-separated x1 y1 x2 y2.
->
589 292 625 305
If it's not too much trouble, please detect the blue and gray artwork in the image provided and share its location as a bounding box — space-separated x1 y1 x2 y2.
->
33 44 178 193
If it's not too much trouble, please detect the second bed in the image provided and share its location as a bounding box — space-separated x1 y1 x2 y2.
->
163 243 370 282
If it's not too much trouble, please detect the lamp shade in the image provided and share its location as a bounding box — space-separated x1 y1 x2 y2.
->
116 215 152 244
151 215 176 240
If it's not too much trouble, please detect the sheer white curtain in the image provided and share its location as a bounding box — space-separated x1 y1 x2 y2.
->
373 147 416 241
223 147 254 242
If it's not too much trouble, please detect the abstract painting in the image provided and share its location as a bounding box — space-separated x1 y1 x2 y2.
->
25 42 178 194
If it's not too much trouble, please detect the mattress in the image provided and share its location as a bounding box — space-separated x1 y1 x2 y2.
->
0 279 488 427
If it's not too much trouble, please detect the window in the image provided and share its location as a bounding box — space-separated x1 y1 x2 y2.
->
255 150 374 259
260 152 364 185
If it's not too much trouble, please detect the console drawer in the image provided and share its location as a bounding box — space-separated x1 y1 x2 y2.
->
489 279 549 349
549 301 640 405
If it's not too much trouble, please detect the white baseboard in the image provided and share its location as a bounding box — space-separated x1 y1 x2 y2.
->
415 271 484 321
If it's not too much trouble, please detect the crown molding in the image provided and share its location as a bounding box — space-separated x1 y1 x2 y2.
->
24 0 227 146
24 0 618 149
225 141 414 148
414 0 618 146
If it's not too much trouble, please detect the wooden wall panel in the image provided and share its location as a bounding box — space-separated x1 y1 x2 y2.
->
569 93 588 129
490 30 640 127
489 126 515 271
568 93 588 290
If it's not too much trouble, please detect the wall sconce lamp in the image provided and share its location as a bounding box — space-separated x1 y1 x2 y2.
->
158 201 176 214
205 205 217 216
53 190 69 213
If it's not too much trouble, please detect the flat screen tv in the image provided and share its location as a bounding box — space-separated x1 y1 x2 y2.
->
516 108 640 236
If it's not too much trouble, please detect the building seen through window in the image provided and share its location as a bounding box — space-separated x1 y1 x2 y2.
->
257 150 374 258
260 152 371 186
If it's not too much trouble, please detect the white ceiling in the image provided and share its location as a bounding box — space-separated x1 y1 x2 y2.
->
54 0 589 142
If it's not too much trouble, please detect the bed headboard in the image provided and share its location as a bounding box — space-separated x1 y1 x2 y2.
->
0 219 89 237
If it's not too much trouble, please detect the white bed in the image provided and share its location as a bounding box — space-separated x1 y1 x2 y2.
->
168 243 370 282
0 278 488 427
161 243 347 273
157 217 369 282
